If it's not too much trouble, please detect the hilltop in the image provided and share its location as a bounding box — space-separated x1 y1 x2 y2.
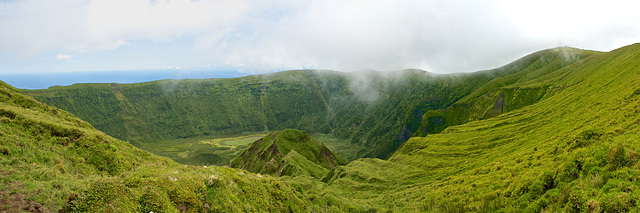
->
230 129 346 179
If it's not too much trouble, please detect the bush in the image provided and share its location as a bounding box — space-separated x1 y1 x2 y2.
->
65 178 137 212
600 192 633 212
569 128 602 148
563 192 585 213
586 200 601 213
559 159 583 182
540 171 556 190
138 187 177 213
607 143 637 169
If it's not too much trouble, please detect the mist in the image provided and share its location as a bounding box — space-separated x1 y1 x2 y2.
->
0 0 639 74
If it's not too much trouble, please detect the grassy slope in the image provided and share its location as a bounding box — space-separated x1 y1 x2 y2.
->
23 69 494 160
230 129 347 179
0 80 315 212
311 44 640 212
415 47 600 136
7 44 638 212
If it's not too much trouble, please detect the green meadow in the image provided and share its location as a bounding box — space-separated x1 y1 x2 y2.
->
2 43 640 212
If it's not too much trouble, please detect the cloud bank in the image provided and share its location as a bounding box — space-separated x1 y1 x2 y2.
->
0 0 639 73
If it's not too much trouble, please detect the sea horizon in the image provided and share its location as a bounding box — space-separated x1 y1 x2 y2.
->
0 69 251 90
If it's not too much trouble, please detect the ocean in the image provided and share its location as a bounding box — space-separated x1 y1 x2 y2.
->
0 69 250 90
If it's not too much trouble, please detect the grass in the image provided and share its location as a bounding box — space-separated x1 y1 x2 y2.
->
4 43 640 212
23 69 499 159
299 43 640 212
137 132 267 166
136 132 357 166
312 133 366 161
0 80 315 212
229 129 346 179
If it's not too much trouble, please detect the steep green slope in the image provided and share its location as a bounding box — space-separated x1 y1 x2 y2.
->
230 129 346 179
0 80 313 212
416 47 600 136
312 43 640 212
23 69 495 160
4 43 638 212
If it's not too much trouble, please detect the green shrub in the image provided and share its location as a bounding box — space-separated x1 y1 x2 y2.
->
65 178 137 212
540 171 556 190
600 192 634 212
138 187 177 213
607 143 637 169
559 159 583 182
569 128 603 148
563 192 585 213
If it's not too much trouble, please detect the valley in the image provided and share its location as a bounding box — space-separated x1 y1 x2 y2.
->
135 132 361 166
2 44 640 212
136 133 267 166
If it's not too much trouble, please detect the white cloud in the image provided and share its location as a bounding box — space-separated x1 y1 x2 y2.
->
56 53 73 62
0 0 639 73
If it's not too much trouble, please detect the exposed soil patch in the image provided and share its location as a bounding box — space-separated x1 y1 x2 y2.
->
0 172 49 213
0 186 49 213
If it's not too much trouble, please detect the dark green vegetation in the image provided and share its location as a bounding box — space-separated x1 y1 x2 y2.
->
0 80 313 212
415 47 597 136
230 129 346 179
311 44 640 211
4 43 640 212
24 68 505 161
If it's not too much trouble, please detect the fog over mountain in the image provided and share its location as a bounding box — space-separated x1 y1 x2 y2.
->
0 0 639 74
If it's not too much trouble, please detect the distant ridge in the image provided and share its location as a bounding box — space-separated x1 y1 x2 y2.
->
0 69 246 89
24 47 597 160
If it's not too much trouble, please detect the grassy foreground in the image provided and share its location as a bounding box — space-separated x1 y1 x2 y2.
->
304 44 640 212
0 80 312 212
2 43 640 212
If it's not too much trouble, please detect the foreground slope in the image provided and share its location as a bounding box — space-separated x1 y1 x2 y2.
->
315 44 640 211
0 80 311 212
230 129 346 179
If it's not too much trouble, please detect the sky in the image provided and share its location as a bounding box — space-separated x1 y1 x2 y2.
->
0 0 639 74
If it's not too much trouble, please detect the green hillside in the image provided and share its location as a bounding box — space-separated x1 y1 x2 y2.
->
307 43 640 211
0 80 313 212
4 43 640 212
230 129 347 179
416 47 598 136
23 50 592 163
23 69 494 161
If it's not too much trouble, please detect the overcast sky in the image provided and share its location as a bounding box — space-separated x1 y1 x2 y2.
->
0 0 638 74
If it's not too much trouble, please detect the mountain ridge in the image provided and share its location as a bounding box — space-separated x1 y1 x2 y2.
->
23 68 491 160
22 47 596 162
4 44 640 211
316 43 640 211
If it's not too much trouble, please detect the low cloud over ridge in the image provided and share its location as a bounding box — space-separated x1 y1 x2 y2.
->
0 0 639 73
